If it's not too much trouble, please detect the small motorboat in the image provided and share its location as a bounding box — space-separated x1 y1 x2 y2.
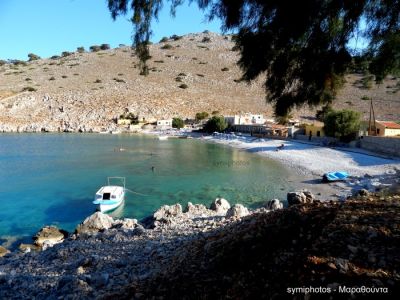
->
322 171 349 182
158 135 168 140
93 177 125 212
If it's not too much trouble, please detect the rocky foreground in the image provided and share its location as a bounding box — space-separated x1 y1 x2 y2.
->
0 192 399 299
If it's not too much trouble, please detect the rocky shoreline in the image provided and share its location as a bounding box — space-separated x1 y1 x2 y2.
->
1 188 399 299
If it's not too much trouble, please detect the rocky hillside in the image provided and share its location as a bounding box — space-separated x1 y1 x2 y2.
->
0 192 399 299
0 32 399 132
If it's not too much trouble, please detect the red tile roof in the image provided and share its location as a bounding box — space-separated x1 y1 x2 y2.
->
377 121 400 129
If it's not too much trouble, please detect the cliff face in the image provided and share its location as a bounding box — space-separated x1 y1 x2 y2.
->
0 194 399 299
0 32 399 133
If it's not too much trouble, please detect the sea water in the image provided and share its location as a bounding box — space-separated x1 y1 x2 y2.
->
0 133 292 244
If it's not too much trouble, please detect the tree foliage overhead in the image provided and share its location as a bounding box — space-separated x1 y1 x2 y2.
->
108 0 400 116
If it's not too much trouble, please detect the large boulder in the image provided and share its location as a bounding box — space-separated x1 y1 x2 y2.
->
210 198 231 214
0 246 9 257
287 191 314 206
76 212 114 234
153 204 183 221
264 199 283 210
184 202 209 216
34 226 67 248
226 204 249 219
112 218 138 230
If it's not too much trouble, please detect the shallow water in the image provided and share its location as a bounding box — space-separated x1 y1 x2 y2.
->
0 133 293 241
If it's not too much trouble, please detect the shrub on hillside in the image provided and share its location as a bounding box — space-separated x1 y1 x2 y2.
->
51 55 60 60
61 51 72 57
49 76 55 81
77 47 85 53
160 37 169 43
195 112 209 121
172 117 184 129
178 84 188 89
221 67 229 72
202 37 211 43
21 86 37 92
100 44 111 50
170 34 182 41
28 53 41 61
90 45 101 52
0 60 7 66
161 44 173 50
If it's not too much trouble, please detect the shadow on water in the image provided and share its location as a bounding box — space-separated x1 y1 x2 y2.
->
43 196 94 227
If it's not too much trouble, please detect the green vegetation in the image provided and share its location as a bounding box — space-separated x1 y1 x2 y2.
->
361 74 374 89
201 37 211 43
100 44 111 50
119 112 139 124
77 47 85 53
94 79 102 83
108 0 400 116
160 44 173 50
221 67 229 72
62 75 68 78
211 111 220 115
204 116 227 133
50 55 60 60
49 76 55 81
316 104 333 122
113 78 126 83
159 37 169 43
21 86 37 92
154 60 164 63
0 60 6 66
170 34 182 41
195 112 209 121
89 45 101 52
361 96 370 101
25 78 32 81
28 53 40 61
61 51 72 57
324 109 361 142
172 117 184 129
178 84 188 89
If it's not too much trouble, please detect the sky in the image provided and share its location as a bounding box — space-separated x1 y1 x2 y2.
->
0 0 223 60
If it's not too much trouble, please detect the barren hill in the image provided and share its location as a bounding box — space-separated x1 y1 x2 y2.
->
0 32 399 132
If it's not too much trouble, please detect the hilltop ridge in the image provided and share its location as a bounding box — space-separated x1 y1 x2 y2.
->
0 32 399 132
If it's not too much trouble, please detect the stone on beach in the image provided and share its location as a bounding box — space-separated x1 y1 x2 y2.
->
210 198 231 214
76 212 114 234
226 204 249 219
0 246 9 257
34 226 67 248
184 202 209 216
264 199 283 210
153 204 183 221
287 191 314 206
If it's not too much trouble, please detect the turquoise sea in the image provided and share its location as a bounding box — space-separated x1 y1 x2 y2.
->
0 134 293 244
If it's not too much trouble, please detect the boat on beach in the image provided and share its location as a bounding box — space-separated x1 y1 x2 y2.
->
322 171 349 182
93 177 125 212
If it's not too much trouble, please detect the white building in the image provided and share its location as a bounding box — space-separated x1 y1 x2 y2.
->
156 119 173 130
225 114 265 126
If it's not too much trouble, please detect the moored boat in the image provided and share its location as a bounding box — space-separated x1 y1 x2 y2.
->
322 171 349 182
93 177 125 212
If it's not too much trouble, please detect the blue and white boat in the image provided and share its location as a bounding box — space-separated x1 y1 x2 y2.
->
322 171 349 182
93 177 125 212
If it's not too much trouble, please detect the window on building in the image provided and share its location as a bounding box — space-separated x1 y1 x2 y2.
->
317 131 320 137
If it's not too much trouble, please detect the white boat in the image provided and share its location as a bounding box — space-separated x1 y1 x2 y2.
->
93 177 125 213
158 135 168 140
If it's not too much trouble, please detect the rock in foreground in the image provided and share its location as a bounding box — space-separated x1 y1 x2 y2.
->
0 194 399 299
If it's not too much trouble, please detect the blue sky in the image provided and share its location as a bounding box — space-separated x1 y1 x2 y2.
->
0 0 223 60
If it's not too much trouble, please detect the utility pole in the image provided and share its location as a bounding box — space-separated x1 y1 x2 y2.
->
368 98 376 136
